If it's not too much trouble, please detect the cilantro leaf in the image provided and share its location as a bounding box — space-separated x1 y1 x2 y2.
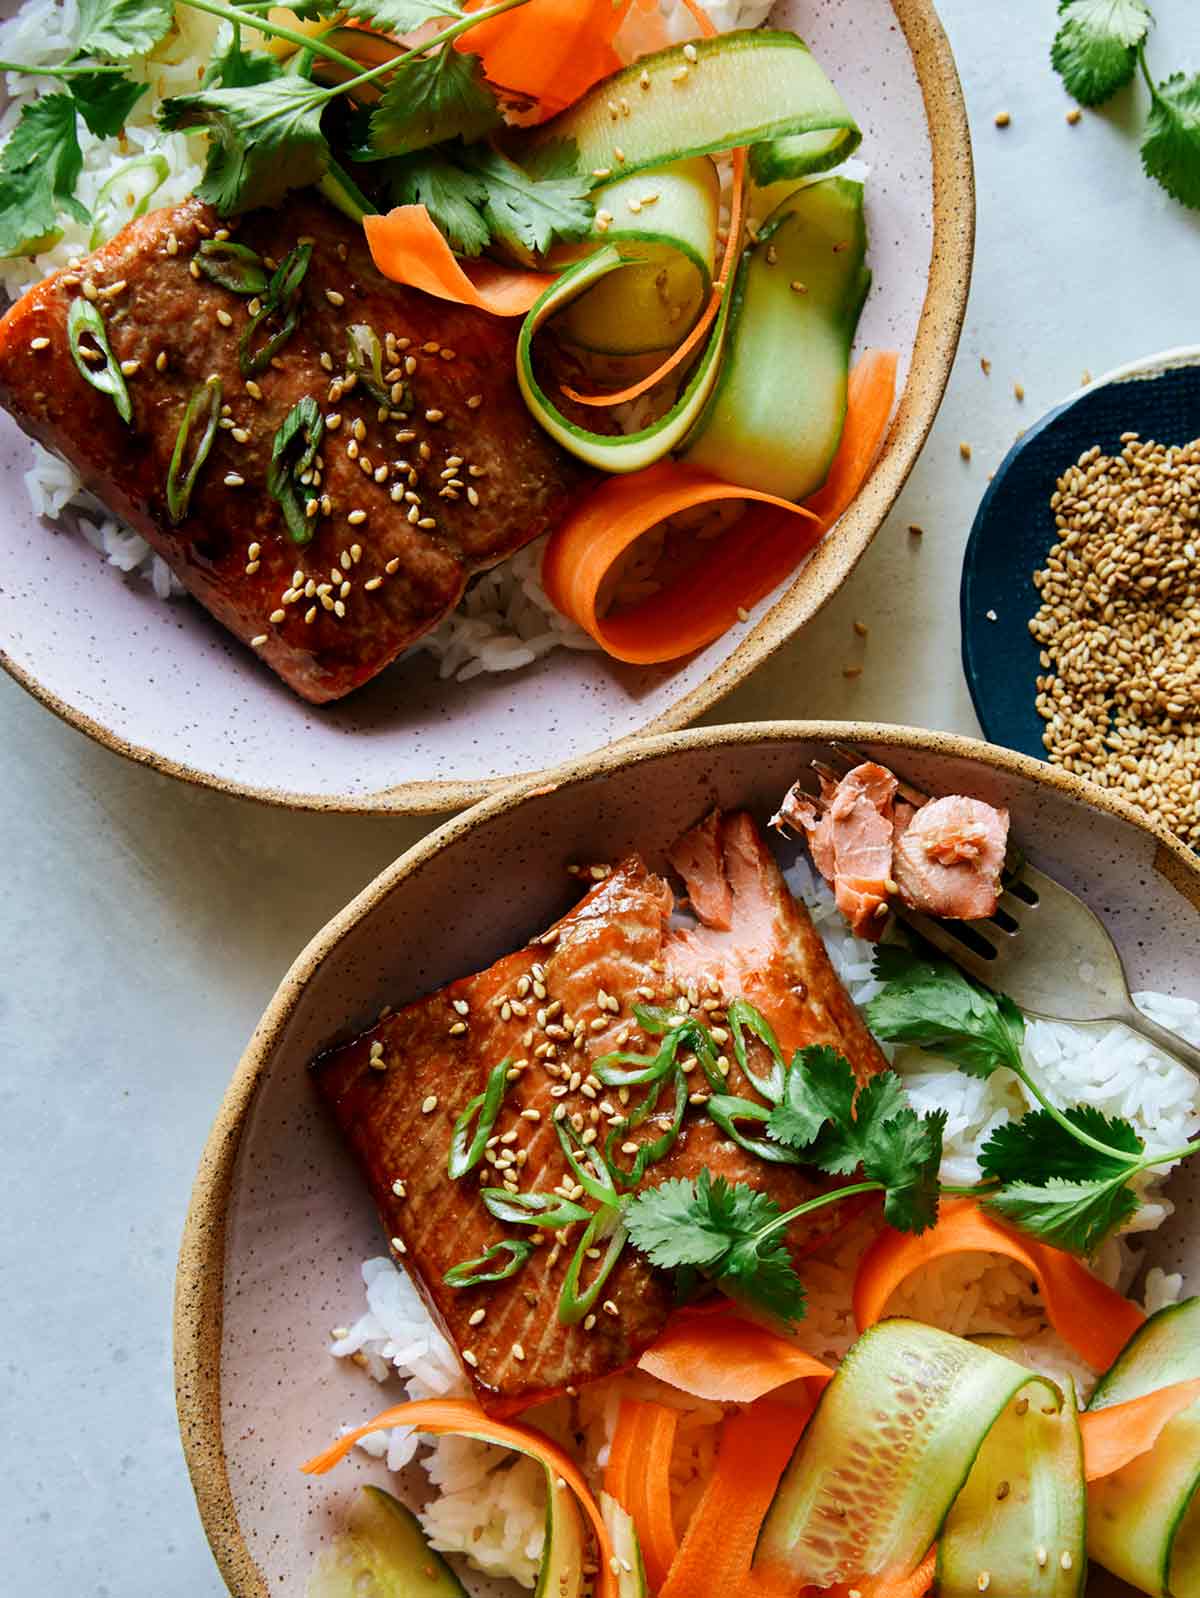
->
161 78 330 213
624 1171 807 1323
466 143 597 255
766 1045 857 1153
866 1107 946 1233
76 0 174 60
625 1171 780 1270
342 0 464 29
980 1106 1143 1187
201 33 284 91
865 948 1026 1079
1051 0 1152 106
68 69 146 137
720 1233 807 1324
0 95 83 258
1142 71 1200 209
386 149 491 255
985 1176 1139 1255
368 45 500 159
810 1069 909 1177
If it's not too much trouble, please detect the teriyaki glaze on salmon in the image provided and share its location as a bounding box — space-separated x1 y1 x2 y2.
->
312 810 888 1411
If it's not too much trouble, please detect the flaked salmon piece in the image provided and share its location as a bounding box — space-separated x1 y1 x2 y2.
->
893 795 1009 920
668 809 733 930
663 810 889 1082
773 764 899 940
313 814 888 1408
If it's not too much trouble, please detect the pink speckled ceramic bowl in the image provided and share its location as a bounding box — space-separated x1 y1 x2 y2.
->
0 0 973 812
175 722 1200 1596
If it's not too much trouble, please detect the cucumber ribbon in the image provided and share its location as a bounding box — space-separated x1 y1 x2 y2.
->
755 1319 1086 1598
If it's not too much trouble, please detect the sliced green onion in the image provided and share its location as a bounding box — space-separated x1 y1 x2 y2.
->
166 378 222 524
346 322 392 408
558 1206 627 1326
267 395 325 545
555 1118 620 1207
67 297 131 424
197 239 270 296
239 241 311 377
592 1027 681 1089
706 1093 804 1165
604 1068 688 1190
631 1003 690 1036
447 1059 511 1179
443 1238 533 1288
727 998 788 1104
481 1189 590 1229
89 153 170 250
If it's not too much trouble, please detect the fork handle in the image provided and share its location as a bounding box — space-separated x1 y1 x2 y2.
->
1111 1006 1200 1080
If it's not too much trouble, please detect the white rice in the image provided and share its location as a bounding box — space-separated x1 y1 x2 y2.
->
1 0 775 683
329 860 1200 1586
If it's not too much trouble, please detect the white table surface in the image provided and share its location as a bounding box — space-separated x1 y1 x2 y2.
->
3 1 1197 1591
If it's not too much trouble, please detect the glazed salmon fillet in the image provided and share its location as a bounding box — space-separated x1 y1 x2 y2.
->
0 194 583 703
313 813 889 1409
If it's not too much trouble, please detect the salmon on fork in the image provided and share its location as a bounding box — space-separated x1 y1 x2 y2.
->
312 811 889 1411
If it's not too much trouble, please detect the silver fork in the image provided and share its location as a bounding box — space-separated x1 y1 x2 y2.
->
809 742 1200 1078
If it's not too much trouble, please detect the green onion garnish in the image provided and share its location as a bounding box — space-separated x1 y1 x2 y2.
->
345 322 393 409
238 241 311 377
166 378 222 524
443 1239 533 1289
89 154 170 251
555 1117 620 1207
447 1058 511 1179
480 1189 590 1229
67 298 131 424
197 239 269 297
726 998 788 1104
267 395 324 545
604 1066 688 1190
706 1093 803 1165
558 1207 627 1325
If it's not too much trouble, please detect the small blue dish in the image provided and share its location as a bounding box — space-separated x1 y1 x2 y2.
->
960 348 1200 761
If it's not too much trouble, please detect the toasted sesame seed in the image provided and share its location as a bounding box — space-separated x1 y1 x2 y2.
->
250 633 268 648
224 472 246 488
1066 107 1082 125
448 1021 468 1036
155 351 169 373
671 65 688 82
325 288 345 307
466 394 483 409
1035 1549 1048 1569
994 110 1011 127
977 1575 990 1593
614 145 626 161
1014 382 1025 402
511 1342 526 1361
245 379 263 400
462 1348 479 1367
269 608 286 624
425 408 444 423
421 1094 439 1114
960 441 972 461
1060 1552 1073 1571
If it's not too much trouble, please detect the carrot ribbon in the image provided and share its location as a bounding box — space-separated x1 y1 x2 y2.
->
638 1308 833 1404
853 1198 1146 1373
456 0 633 120
661 1398 815 1598
1080 1378 1200 1480
301 1396 618 1598
541 347 897 664
364 205 555 315
604 1398 680 1591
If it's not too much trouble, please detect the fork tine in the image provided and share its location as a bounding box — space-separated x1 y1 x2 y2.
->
823 741 933 809
887 901 1001 984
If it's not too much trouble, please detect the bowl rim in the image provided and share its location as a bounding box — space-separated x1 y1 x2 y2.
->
174 717 1200 1597
5 0 976 817
960 341 1200 752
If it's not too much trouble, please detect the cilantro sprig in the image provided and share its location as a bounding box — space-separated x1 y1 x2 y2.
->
867 948 1200 1257
1051 1 1200 209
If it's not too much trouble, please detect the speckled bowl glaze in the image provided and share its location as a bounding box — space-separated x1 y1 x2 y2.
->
175 721 1200 1597
0 0 973 813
